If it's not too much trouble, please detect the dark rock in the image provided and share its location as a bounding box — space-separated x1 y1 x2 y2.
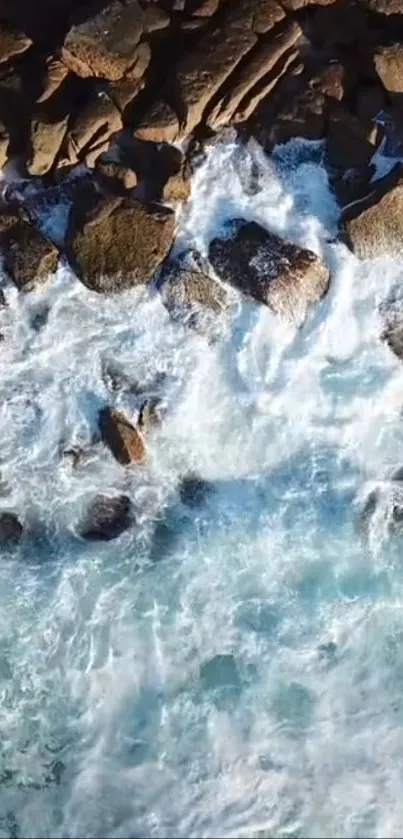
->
0 512 23 546
209 219 329 324
98 406 146 465
200 654 241 691
69 198 175 293
62 1 144 81
2 221 58 291
326 106 382 169
80 494 133 541
179 474 213 507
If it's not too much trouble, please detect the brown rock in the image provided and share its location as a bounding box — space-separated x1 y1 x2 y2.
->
36 57 69 104
134 99 180 144
281 0 337 7
62 0 144 81
98 406 145 465
189 0 221 14
207 20 302 128
374 45 403 95
0 119 9 168
0 23 31 64
2 221 58 291
70 198 175 293
95 159 138 193
60 91 122 169
343 166 403 259
312 62 345 101
142 4 170 31
208 219 329 324
28 115 69 175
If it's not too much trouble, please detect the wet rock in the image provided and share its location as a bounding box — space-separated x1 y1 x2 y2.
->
138 398 162 433
160 254 229 327
80 493 133 541
2 221 58 291
209 219 329 324
150 516 179 562
343 165 403 259
0 512 23 546
62 1 144 81
69 198 175 293
374 44 403 95
98 406 146 465
0 23 31 64
142 4 170 32
179 474 213 507
200 654 241 691
101 358 143 395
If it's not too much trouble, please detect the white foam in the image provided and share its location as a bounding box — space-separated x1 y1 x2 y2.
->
1 138 403 837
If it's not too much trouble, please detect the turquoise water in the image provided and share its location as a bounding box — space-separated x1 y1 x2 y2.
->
1 139 403 837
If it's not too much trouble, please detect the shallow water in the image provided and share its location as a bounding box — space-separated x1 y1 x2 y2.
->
1 138 403 837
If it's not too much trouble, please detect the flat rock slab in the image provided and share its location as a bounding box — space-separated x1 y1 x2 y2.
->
63 0 144 81
70 198 175 293
208 219 329 324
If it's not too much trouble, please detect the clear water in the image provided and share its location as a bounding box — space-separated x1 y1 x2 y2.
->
1 137 403 838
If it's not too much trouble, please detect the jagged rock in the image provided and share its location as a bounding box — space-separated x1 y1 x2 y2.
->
343 165 403 259
28 115 69 175
69 198 175 292
0 23 31 64
0 512 23 545
160 255 229 326
1 221 58 291
137 0 286 142
207 20 302 128
80 493 133 541
94 159 138 194
374 44 403 94
60 90 122 169
62 0 144 81
209 219 329 323
180 474 214 507
98 406 146 465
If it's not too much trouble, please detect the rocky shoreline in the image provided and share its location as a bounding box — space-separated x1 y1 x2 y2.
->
2 0 403 545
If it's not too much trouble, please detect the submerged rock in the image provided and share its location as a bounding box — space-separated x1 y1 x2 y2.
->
80 493 133 541
179 474 214 507
0 512 23 546
98 406 146 465
200 654 241 692
209 219 329 324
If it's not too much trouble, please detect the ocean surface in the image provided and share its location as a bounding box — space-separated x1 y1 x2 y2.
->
1 137 403 838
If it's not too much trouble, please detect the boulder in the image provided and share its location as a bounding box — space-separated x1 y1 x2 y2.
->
98 406 146 465
208 219 329 323
0 511 23 545
1 221 58 291
69 198 175 293
0 23 31 65
62 0 144 81
343 165 403 259
374 44 403 95
80 493 133 541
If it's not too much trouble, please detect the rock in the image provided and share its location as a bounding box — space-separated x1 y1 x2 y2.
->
60 90 122 169
36 57 70 104
94 159 138 194
62 0 144 81
2 221 58 291
80 493 133 541
326 106 382 169
374 44 403 95
189 0 221 14
254 74 326 148
134 99 180 144
98 406 146 465
138 398 162 432
120 137 189 202
150 516 179 562
380 285 403 361
207 20 302 128
101 358 143 395
0 23 31 64
28 115 69 175
364 0 403 13
209 219 329 323
200 654 241 692
179 474 213 507
0 512 23 545
142 4 170 31
343 165 403 259
69 198 175 293
160 255 229 327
